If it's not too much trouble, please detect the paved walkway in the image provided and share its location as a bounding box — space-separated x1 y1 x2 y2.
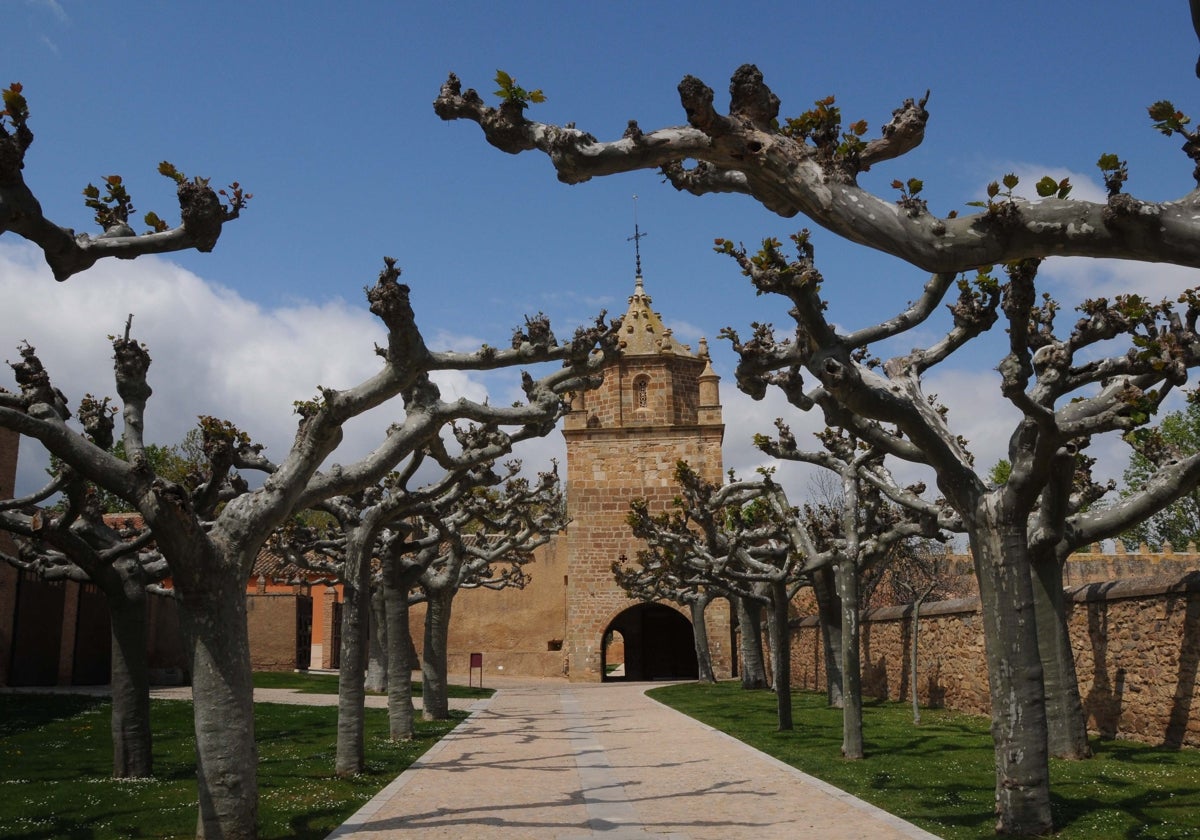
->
2 684 476 712
144 685 477 712
327 679 941 839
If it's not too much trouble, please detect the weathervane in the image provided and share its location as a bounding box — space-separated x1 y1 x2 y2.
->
627 194 648 277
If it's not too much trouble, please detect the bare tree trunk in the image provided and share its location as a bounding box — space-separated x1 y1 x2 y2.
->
911 583 935 726
767 580 793 731
422 588 454 720
736 596 767 690
812 567 844 708
689 594 716 683
836 561 863 759
970 506 1053 836
1032 550 1091 759
106 579 152 778
335 545 370 777
381 561 420 740
365 588 388 694
180 571 258 840
383 581 416 740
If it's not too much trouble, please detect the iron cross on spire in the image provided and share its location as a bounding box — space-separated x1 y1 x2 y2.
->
627 194 648 277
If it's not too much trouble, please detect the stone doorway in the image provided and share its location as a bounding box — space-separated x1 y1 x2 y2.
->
600 603 698 682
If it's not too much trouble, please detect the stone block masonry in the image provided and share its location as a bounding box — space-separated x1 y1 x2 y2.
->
791 571 1200 748
555 275 731 681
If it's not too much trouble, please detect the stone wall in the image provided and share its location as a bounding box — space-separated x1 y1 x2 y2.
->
246 592 309 671
562 349 728 681
0 427 15 500
562 422 728 679
0 567 186 686
791 571 1200 748
408 536 572 679
855 546 1200 606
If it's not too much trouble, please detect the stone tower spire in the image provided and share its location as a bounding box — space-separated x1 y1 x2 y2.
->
561 254 727 681
617 274 694 357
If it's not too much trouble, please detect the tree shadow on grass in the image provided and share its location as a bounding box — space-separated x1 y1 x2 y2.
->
1048 785 1200 837
0 693 106 738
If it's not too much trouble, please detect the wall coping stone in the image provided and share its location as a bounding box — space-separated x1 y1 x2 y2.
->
792 571 1200 628
1067 570 1200 603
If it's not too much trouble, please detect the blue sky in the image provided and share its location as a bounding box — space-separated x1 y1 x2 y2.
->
5 0 1200 507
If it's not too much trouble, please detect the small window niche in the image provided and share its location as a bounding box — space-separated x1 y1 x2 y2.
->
633 375 650 411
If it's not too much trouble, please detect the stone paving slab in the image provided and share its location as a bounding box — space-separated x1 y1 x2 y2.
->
327 679 943 839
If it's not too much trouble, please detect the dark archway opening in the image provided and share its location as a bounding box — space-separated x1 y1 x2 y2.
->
601 603 698 682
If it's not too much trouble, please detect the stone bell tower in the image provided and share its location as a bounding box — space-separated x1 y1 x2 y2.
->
561 267 729 681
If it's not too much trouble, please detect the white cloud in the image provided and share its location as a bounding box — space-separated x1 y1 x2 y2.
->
1040 256 1200 304
662 317 709 349
1005 164 1108 205
718 384 824 499
0 238 1164 516
0 242 537 496
966 165 1200 301
921 367 1017 479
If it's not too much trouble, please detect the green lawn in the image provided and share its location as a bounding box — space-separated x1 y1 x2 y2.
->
11 679 1192 838
252 669 494 699
648 681 1200 839
0 692 464 839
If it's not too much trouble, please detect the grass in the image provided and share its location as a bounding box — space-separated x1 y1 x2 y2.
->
0 692 465 839
252 669 494 699
648 681 1200 839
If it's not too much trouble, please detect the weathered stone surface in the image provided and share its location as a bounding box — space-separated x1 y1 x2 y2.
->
791 571 1200 748
408 275 732 683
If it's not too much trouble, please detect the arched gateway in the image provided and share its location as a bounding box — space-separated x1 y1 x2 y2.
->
601 603 698 682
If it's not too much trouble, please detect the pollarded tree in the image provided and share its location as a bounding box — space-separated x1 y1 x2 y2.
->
0 461 167 779
272 423 538 775
0 84 246 280
869 398 1200 761
435 68 1200 273
2 81 246 832
437 53 1200 834
2 78 618 839
1025 444 1200 758
719 241 1200 830
626 463 803 730
409 461 567 720
755 425 949 759
1 266 617 838
374 527 432 740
